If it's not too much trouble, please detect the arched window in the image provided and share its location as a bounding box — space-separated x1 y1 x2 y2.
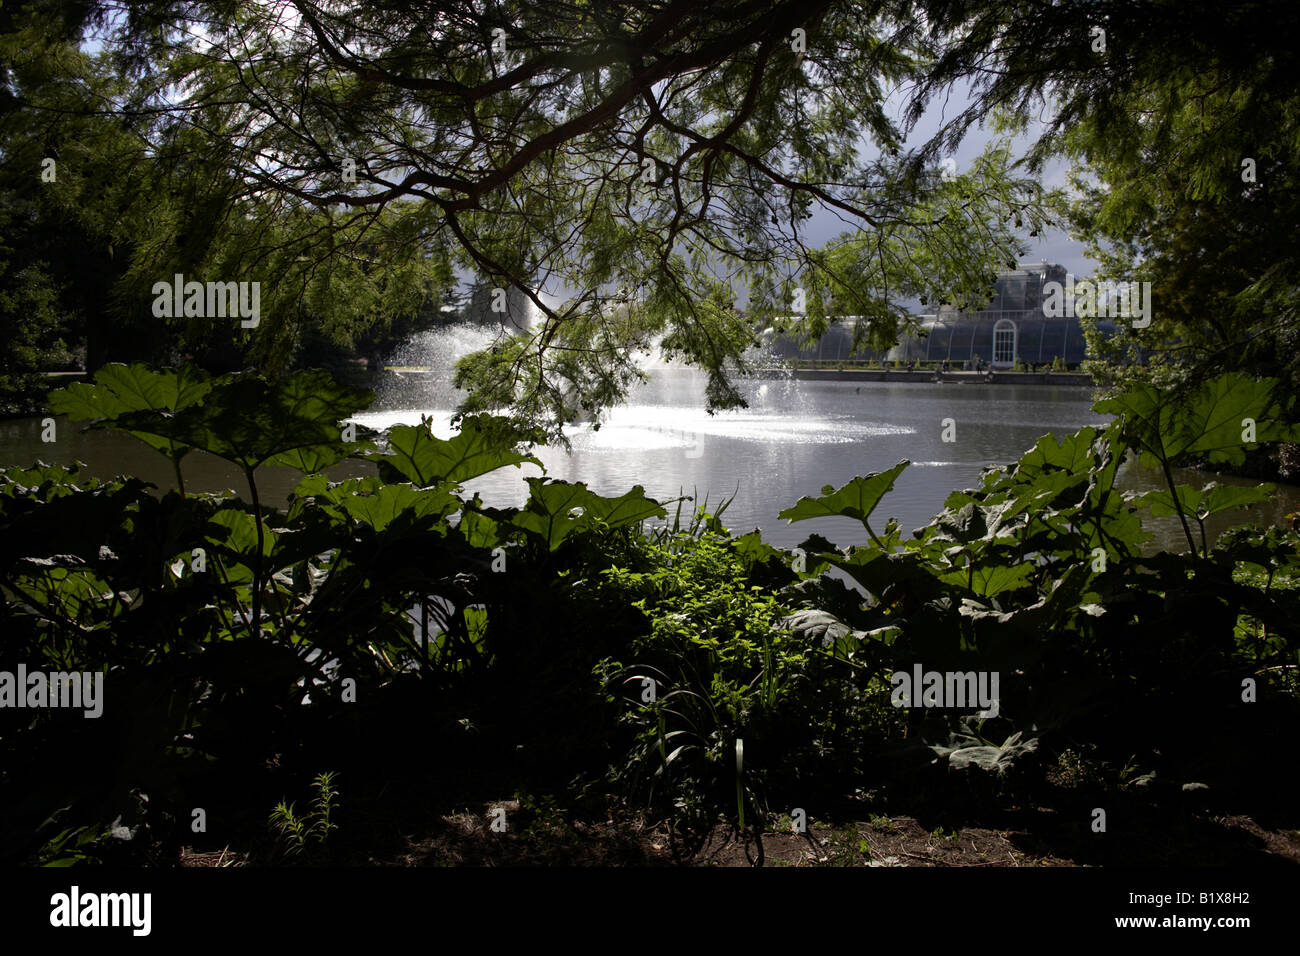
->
993 319 1017 367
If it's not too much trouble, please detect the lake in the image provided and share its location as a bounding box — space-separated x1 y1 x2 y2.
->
3 367 1297 555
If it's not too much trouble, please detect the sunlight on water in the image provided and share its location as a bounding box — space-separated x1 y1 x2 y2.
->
910 460 1001 467
350 404 915 448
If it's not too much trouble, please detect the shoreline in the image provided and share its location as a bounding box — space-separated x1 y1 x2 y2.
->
755 368 1097 386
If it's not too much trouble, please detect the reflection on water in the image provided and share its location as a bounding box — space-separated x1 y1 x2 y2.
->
3 369 1297 556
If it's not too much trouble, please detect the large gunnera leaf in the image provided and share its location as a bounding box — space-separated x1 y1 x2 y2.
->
367 415 542 486
1096 372 1300 468
48 363 213 464
779 461 910 530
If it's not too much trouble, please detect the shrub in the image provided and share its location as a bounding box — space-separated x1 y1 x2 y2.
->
594 517 890 843
774 372 1300 799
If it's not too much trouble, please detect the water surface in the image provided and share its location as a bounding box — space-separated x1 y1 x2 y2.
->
4 364 1296 555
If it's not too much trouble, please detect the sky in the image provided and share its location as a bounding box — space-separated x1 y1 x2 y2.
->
797 77 1097 280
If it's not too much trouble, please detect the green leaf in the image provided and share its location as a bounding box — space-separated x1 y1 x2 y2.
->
206 505 276 556
1017 426 1102 476
0 462 94 498
290 475 464 536
336 479 460 532
732 529 783 569
781 609 858 648
830 547 934 599
580 485 666 529
1198 482 1275 520
781 608 900 658
1096 372 1300 468
779 461 910 529
507 479 665 550
273 423 380 474
1134 484 1204 519
511 479 596 551
47 363 213 462
48 363 212 421
938 561 1036 596
1137 481 1275 521
938 733 1038 773
203 505 276 582
165 369 374 472
454 503 506 550
367 415 542 487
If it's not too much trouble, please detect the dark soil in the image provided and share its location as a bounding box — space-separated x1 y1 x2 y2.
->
176 801 1300 868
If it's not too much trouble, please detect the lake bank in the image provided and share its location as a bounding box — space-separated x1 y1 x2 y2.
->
762 368 1096 386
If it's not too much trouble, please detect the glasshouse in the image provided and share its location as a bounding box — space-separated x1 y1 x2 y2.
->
771 263 1119 368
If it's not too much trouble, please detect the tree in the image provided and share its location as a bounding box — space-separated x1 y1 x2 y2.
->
1059 29 1300 396
1064 128 1300 397
904 0 1300 475
0 1 455 396
29 0 1053 436
1064 84 1300 477
911 0 1300 380
0 4 154 410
